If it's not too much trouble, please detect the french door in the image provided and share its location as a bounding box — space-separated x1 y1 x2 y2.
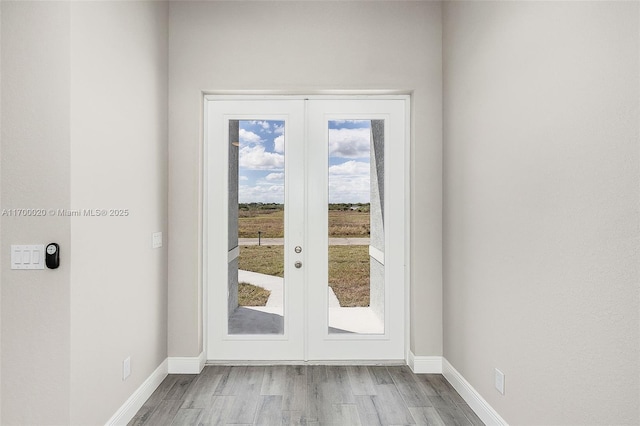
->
205 96 408 361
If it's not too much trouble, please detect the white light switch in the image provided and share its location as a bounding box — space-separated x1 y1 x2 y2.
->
152 232 162 249
11 245 45 270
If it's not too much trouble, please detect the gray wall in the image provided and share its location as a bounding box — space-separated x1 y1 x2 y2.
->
168 1 444 357
1 3 72 423
69 3 168 424
443 1 640 424
1 2 169 424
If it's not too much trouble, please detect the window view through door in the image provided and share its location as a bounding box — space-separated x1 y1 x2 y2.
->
228 118 384 335
228 120 286 335
327 120 384 335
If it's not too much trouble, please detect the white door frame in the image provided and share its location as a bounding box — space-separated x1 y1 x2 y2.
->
202 93 411 363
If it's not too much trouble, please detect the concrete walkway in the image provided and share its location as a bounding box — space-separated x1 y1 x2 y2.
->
234 269 383 335
239 238 370 246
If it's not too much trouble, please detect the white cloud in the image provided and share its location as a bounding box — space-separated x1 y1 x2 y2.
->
265 172 284 181
248 120 271 131
329 160 370 203
330 120 370 125
239 183 284 204
274 124 284 135
328 160 369 176
239 129 263 144
329 128 370 158
239 145 284 170
239 175 249 181
273 135 285 153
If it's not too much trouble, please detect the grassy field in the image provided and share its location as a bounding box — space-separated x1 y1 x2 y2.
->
238 245 370 307
238 283 271 306
238 208 284 238
238 206 370 238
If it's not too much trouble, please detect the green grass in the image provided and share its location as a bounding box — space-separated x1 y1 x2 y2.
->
238 282 271 306
239 245 284 277
238 245 370 307
328 245 370 307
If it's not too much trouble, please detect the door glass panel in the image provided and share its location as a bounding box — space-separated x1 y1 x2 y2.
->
228 120 286 335
327 119 384 335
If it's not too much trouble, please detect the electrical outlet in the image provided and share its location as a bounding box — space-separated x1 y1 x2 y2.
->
152 232 162 248
495 368 505 395
123 356 131 381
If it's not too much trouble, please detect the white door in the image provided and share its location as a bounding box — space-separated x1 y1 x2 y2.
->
205 96 408 361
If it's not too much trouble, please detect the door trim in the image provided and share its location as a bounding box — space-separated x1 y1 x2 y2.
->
202 92 411 362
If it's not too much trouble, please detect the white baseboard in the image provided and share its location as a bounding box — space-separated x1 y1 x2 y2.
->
168 351 206 374
443 358 509 426
407 351 442 373
105 358 168 426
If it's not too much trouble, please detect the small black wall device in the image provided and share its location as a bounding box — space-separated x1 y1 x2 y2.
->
46 243 59 269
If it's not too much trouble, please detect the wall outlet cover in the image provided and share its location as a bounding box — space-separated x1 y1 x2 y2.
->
123 356 131 380
495 368 505 395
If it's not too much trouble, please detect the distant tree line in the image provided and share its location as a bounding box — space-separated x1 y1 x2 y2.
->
238 203 370 212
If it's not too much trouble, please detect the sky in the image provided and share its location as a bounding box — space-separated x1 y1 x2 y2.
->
238 119 371 204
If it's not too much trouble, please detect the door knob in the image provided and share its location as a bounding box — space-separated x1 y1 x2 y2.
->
294 261 302 269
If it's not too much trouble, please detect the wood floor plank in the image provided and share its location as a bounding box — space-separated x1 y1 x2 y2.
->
413 375 441 397
347 366 377 396
326 366 355 403
225 366 265 424
305 383 331 423
165 375 198 400
457 403 485 426
281 410 308 426
213 365 248 396
170 408 203 425
409 407 446 426
308 365 328 384
260 365 288 395
129 368 473 426
331 403 362 426
354 395 383 426
181 372 223 409
139 399 183 425
428 394 458 408
369 366 394 384
282 366 307 411
387 366 431 407
254 395 283 425
435 407 474 426
430 375 466 404
198 395 235 426
371 384 416 425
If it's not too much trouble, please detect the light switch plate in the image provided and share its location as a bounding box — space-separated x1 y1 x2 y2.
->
152 232 162 249
495 368 505 395
123 356 131 380
11 245 45 269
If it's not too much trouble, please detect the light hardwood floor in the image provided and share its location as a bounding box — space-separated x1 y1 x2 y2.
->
128 365 484 426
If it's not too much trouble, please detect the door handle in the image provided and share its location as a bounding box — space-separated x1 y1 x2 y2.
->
294 261 302 269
